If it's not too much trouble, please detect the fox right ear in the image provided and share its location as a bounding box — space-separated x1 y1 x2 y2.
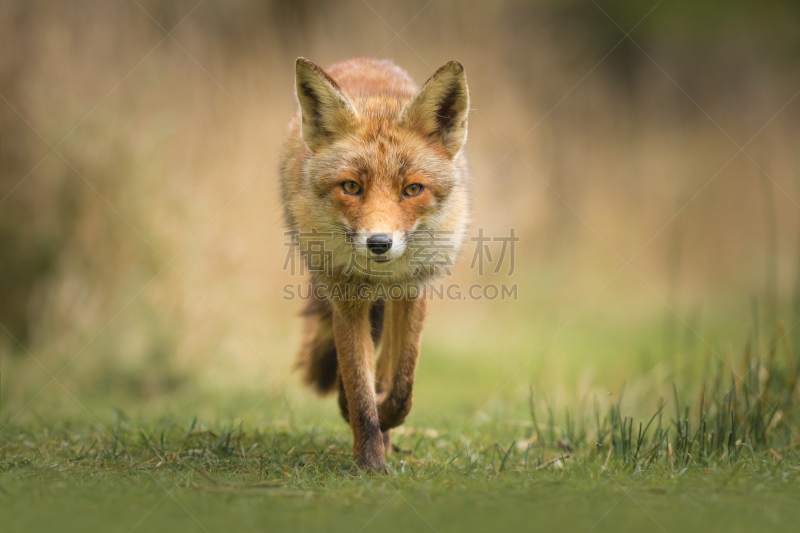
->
295 58 358 152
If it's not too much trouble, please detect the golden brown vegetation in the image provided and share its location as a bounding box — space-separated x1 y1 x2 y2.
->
2 0 800 410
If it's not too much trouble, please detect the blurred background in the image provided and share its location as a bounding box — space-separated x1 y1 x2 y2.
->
2 0 800 427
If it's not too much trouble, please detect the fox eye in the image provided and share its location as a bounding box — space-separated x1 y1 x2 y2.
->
341 181 362 195
403 183 424 197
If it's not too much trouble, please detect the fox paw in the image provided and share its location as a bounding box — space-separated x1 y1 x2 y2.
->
355 438 386 473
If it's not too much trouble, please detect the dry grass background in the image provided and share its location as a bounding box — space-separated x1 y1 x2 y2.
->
2 0 800 417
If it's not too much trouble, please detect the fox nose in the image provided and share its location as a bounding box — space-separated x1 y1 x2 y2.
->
366 234 393 255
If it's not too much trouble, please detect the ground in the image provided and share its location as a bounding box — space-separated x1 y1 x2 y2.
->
3 329 800 533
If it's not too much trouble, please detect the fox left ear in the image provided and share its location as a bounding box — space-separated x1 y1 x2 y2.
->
400 61 469 158
295 58 358 152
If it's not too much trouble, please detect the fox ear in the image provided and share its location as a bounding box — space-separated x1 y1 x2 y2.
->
400 61 469 158
295 58 358 152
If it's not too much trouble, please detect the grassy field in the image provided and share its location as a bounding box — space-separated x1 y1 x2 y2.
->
4 318 800 533
4 1 800 531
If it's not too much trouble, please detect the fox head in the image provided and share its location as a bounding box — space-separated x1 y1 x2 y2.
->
289 57 470 280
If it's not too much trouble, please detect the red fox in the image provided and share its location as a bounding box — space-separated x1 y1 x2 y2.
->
280 57 470 472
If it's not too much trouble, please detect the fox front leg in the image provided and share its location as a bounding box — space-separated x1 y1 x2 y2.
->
376 296 428 431
331 302 386 473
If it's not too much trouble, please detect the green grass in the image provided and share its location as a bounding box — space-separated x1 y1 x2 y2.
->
4 412 800 533
4 319 800 532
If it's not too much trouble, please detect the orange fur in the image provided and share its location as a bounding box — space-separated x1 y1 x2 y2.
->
280 57 470 472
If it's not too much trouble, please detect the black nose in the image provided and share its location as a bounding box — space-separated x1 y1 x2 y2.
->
366 234 392 255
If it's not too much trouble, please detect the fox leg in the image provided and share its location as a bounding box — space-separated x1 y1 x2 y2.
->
337 371 349 422
383 430 392 458
339 370 392 457
376 295 428 431
336 298 385 423
331 301 385 473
